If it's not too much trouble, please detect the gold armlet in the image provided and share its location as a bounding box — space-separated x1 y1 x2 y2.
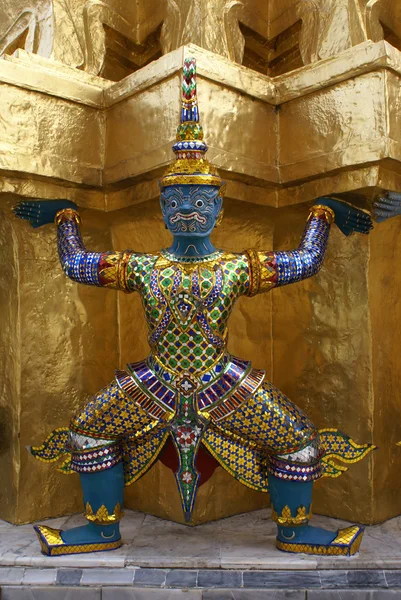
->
308 205 335 225
55 208 81 226
245 249 261 297
117 251 132 293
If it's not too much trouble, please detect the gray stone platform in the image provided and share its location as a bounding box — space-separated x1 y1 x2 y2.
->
1 509 401 598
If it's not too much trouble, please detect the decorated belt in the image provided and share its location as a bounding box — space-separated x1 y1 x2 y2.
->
115 353 265 423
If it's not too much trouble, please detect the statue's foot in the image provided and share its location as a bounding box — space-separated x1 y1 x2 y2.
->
276 524 364 556
34 523 121 557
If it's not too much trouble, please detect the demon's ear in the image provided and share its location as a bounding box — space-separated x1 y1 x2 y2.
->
213 193 223 218
218 182 226 198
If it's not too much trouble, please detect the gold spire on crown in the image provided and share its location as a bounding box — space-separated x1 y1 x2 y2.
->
161 57 224 194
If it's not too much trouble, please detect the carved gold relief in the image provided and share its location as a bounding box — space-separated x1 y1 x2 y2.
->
365 0 401 49
0 0 54 59
161 0 249 64
0 0 164 79
297 0 367 65
1 0 400 81
296 0 401 65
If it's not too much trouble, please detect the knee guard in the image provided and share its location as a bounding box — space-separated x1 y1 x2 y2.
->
268 434 323 482
67 430 123 474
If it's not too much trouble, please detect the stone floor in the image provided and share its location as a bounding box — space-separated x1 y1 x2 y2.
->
1 508 401 598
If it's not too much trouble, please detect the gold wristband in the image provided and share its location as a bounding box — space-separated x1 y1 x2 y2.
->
308 204 335 225
54 208 81 226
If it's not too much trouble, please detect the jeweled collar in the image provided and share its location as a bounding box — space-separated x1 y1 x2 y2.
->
160 249 223 264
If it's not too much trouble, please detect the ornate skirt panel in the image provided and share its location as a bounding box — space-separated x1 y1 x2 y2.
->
125 360 176 414
202 426 269 492
122 428 170 486
216 380 319 455
70 380 162 439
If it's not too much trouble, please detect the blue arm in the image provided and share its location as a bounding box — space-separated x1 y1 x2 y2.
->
12 200 131 290
56 209 103 286
248 199 372 294
273 208 331 286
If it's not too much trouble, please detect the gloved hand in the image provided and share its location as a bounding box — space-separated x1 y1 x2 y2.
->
315 197 373 236
373 192 401 223
12 200 78 228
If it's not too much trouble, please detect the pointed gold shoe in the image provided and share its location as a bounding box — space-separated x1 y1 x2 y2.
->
34 525 122 556
276 525 364 556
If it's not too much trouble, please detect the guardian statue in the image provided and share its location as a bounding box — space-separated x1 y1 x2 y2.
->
13 58 374 557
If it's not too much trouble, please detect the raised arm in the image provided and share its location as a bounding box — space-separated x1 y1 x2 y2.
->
55 207 132 290
12 200 134 292
246 198 372 295
273 203 333 286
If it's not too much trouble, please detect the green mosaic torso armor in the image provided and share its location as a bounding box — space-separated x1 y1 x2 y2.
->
126 250 250 376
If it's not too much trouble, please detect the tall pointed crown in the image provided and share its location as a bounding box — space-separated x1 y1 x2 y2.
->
161 58 224 192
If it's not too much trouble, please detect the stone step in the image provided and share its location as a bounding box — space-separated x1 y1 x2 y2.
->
1 567 401 598
2 510 401 598
1 585 401 599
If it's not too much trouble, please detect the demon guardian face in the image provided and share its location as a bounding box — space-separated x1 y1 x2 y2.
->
160 185 222 237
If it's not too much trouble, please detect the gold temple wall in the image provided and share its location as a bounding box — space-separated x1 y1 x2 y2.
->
370 216 401 523
105 74 181 184
4 188 401 525
111 196 401 526
279 72 388 183
17 207 121 523
0 79 104 187
0 195 277 524
0 204 19 523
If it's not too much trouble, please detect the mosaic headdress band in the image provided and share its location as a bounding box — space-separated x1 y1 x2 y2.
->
161 58 224 193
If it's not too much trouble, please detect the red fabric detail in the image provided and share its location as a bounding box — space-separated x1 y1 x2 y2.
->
158 437 219 486
264 254 278 282
98 253 115 287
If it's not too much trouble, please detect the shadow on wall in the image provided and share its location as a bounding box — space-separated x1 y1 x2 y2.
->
0 405 12 456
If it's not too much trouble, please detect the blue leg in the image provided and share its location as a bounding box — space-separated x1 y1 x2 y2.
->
268 474 364 556
34 463 124 556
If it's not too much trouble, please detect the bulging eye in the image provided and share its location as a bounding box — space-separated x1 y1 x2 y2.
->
170 200 178 209
195 199 204 208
